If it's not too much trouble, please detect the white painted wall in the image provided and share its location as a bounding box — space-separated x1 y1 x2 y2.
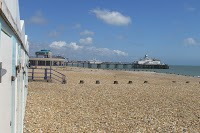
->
0 31 12 133
4 0 21 31
25 35 28 52
20 21 25 44
0 0 29 133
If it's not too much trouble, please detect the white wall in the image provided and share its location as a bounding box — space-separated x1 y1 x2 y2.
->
4 0 21 31
0 30 12 133
20 20 25 45
0 0 29 133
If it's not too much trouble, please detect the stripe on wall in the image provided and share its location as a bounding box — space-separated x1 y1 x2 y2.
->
11 36 17 133
0 23 1 62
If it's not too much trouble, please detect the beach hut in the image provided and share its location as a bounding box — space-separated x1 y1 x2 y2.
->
0 0 29 132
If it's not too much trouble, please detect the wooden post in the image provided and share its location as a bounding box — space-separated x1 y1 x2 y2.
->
80 80 84 84
114 81 118 84
44 68 47 80
128 81 132 84
32 68 34 80
97 64 101 69
35 60 38 68
62 76 66 84
50 63 52 80
96 80 100 84
88 63 92 68
114 64 118 69
123 64 127 69
106 64 109 69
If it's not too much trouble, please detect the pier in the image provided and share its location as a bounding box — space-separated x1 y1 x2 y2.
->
66 62 169 69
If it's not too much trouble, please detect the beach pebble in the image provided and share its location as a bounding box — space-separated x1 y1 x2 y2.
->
24 66 200 132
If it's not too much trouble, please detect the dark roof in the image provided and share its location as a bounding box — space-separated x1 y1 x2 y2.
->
41 49 51 52
35 49 51 55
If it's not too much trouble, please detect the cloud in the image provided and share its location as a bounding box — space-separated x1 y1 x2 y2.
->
80 30 95 36
86 47 111 56
49 31 60 38
184 3 197 12
91 8 131 26
73 23 81 29
113 50 128 56
49 41 67 49
29 11 47 25
79 37 93 45
69 42 83 50
47 40 128 61
86 47 128 57
117 35 126 40
184 37 199 46
49 41 83 50
186 7 196 12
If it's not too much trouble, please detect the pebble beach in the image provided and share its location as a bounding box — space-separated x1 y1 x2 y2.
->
24 67 200 132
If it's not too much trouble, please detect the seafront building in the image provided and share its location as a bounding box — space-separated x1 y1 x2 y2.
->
0 0 29 132
135 54 162 65
30 49 66 67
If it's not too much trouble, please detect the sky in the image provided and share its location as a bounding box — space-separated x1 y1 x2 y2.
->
19 0 200 65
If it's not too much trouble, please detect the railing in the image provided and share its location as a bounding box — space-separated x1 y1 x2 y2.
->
28 68 66 84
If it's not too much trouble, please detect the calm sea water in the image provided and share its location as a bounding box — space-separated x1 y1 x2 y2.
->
67 63 200 77
155 65 200 77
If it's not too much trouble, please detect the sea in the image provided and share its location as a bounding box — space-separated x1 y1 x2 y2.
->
67 63 200 77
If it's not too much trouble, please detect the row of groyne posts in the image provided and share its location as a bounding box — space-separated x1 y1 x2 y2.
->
66 62 169 69
79 80 200 84
28 68 199 84
28 67 66 84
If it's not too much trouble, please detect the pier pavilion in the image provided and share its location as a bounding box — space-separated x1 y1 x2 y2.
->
29 50 65 67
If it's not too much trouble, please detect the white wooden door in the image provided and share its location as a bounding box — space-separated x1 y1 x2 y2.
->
0 31 12 132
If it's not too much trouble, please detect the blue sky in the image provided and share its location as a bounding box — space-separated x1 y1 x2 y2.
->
19 0 200 65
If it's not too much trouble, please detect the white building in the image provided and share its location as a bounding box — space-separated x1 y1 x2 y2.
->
0 0 29 132
136 54 161 65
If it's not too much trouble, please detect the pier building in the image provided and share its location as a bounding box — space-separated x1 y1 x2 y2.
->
30 49 65 67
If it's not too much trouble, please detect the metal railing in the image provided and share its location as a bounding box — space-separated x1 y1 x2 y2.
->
28 68 66 84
